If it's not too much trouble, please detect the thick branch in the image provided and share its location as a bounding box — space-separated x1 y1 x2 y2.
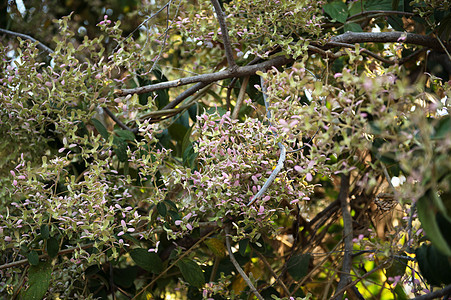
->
410 284 451 300
0 28 54 54
329 31 449 52
210 0 237 69
334 174 352 299
115 55 293 96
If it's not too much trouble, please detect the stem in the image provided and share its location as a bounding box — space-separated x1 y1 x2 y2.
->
224 225 264 300
210 0 237 69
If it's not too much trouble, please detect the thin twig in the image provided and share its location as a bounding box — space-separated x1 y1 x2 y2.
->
132 228 217 299
346 10 415 21
104 107 134 131
231 76 249 119
224 225 264 300
331 261 389 300
255 251 291 296
334 174 353 299
210 0 237 70
0 28 54 54
327 41 395 64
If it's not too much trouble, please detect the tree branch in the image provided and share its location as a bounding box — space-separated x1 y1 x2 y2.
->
409 284 451 300
329 31 449 52
334 174 353 299
0 28 54 54
210 0 237 69
225 224 264 300
115 55 293 96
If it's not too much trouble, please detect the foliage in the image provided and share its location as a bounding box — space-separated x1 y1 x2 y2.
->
1 0 451 299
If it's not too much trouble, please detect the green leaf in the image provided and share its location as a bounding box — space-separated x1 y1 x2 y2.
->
417 191 451 256
21 260 53 300
344 22 363 32
205 238 226 258
365 0 393 11
157 201 167 217
91 118 109 139
324 1 349 23
40 224 49 240
416 244 451 285
177 258 205 288
46 237 59 258
113 136 128 162
114 129 135 141
113 266 138 288
28 250 40 266
168 123 188 143
385 253 407 278
239 239 249 256
130 248 163 274
287 253 311 280
168 210 181 221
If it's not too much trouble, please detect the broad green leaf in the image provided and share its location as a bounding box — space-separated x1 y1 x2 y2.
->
114 129 135 141
365 0 392 11
177 258 205 288
21 260 53 300
417 191 451 256
28 250 40 266
205 238 226 258
40 224 49 240
324 1 349 23
113 136 128 162
344 22 363 32
130 248 163 274
168 123 188 143
385 253 407 278
287 253 311 281
46 237 59 258
416 244 451 285
91 118 109 139
238 239 249 256
181 127 193 155
168 210 181 221
113 266 138 288
157 201 167 217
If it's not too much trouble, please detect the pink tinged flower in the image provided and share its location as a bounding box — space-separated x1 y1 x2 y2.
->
175 220 183 226
10 170 15 177
306 173 313 182
252 186 258 194
5 236 12 242
263 195 270 202
12 180 17 186
186 223 193 231
118 231 124 236
334 73 342 78
294 165 303 172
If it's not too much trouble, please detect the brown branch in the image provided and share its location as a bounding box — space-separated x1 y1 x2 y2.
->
225 224 264 300
410 284 451 300
346 10 415 21
255 251 291 297
0 28 54 54
231 76 249 119
329 31 449 52
210 0 237 69
115 55 293 96
104 107 134 131
334 174 353 299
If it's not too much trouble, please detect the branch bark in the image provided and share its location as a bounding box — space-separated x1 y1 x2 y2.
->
329 31 449 52
410 284 451 300
210 0 237 69
115 55 293 96
334 174 353 299
225 224 264 300
0 28 54 54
